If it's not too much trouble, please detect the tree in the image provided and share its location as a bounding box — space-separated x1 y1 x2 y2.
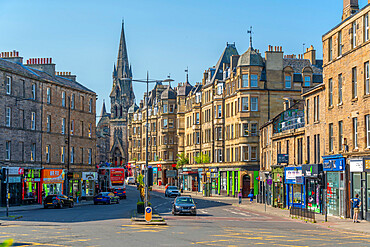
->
194 153 210 164
176 153 189 169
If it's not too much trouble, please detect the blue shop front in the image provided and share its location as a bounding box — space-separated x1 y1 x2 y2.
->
285 166 305 208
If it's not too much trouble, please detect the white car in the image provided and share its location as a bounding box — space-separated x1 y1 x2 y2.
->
126 177 136 184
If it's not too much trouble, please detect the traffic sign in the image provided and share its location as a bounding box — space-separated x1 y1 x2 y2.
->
145 207 152 222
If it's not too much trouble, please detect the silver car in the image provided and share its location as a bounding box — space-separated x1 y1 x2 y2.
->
172 196 196 216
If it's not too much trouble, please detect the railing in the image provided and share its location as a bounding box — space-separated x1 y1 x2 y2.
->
290 207 316 223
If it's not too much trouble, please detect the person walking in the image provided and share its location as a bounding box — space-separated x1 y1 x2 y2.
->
350 194 362 223
248 190 254 203
238 191 242 204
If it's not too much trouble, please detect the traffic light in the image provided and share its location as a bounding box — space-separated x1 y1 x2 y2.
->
0 168 7 181
148 167 153 187
318 172 325 187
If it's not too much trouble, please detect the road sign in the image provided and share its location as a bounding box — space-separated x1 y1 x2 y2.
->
145 207 152 222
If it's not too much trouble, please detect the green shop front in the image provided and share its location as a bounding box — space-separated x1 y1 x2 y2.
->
272 165 285 208
302 164 323 213
218 168 259 198
69 172 82 202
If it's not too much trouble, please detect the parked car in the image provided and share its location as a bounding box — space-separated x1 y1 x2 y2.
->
94 192 120 205
113 188 126 199
165 186 181 197
44 194 74 209
172 196 197 216
126 177 136 185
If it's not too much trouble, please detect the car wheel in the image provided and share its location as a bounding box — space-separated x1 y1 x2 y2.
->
69 202 74 208
117 200 120 204
44 205 48 209
59 203 64 209
123 196 126 199
94 201 97 205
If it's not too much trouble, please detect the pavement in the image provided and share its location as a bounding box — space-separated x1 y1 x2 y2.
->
153 185 370 235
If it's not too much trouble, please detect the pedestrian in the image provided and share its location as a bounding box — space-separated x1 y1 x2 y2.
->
248 190 254 203
350 194 361 223
238 191 242 204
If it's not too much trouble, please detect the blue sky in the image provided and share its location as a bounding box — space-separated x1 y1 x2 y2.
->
1 0 368 116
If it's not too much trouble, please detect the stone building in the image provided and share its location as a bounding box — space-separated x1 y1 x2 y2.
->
0 51 96 205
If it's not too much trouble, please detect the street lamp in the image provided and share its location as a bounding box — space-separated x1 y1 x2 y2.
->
122 74 173 208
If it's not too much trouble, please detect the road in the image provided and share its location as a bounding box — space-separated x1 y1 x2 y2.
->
0 185 368 246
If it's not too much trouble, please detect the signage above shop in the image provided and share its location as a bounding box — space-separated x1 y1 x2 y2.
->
350 159 364 172
323 157 345 171
302 164 322 178
365 158 370 171
285 169 302 180
277 154 289 164
42 169 64 184
6 167 24 176
166 170 177 178
82 172 97 181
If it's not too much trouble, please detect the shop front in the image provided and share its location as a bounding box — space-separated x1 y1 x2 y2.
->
218 168 241 197
41 169 65 198
82 172 97 200
1 167 24 206
69 172 82 201
258 171 272 205
323 155 346 218
272 165 285 208
350 158 370 221
182 168 198 191
302 164 323 213
285 166 305 208
210 168 219 195
22 169 42 204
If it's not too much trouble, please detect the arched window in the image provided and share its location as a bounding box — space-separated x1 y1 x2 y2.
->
114 105 118 118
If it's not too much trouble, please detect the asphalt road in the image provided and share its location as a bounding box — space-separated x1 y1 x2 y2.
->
0 185 369 247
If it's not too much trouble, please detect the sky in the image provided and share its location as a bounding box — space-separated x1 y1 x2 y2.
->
1 0 369 116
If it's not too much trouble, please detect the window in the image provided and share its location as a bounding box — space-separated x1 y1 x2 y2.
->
47 115 51 132
338 74 342 104
89 124 92 138
163 104 168 113
6 76 11 95
242 146 249 161
217 105 222 118
352 21 357 48
5 107 11 127
81 121 84 136
339 121 343 150
338 30 342 56
304 76 311 87
366 115 370 148
31 83 36 100
328 78 333 107
195 132 200 144
251 123 258 136
353 117 358 149
71 120 74 135
352 67 357 98
329 123 334 152
251 146 257 160
365 14 369 42
88 149 92 164
89 99 92 113
169 104 174 113
61 147 65 163
47 88 51 104
71 94 75 109
328 37 333 61
31 143 36 162
5 141 10 160
285 75 292 88
241 97 249 111
169 119 174 128
314 96 320 122
306 99 310 124
196 113 199 124
31 112 36 130
231 124 234 139
297 138 303 164
217 83 223 95
243 123 249 136
365 62 369 95
306 136 310 164
242 74 248 87
251 74 258 87
251 97 258 111
80 148 84 164
46 145 50 163
71 147 74 164
62 118 66 134
62 92 66 107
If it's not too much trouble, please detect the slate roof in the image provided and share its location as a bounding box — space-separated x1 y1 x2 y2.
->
283 58 322 74
237 47 264 67
161 85 177 100
177 81 193 96
0 58 95 94
128 103 139 113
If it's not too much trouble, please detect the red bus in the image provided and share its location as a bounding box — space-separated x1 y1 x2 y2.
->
98 167 125 192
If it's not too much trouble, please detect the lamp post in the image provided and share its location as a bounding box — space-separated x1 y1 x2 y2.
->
122 75 173 208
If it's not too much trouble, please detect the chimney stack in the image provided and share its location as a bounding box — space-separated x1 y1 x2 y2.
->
342 0 359 21
304 45 316 65
26 57 55 76
0 50 23 64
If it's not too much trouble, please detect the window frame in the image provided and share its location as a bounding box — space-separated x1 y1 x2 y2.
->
353 117 358 149
250 74 258 87
285 75 292 89
6 76 11 95
251 97 258 111
5 141 11 161
31 112 36 130
352 67 357 99
329 123 334 152
365 61 370 95
47 88 51 104
328 78 333 107
5 107 11 127
241 97 249 112
338 74 343 104
366 115 370 148
242 74 249 88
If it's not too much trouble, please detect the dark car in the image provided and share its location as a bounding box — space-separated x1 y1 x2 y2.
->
165 186 181 197
113 188 126 199
172 196 196 216
94 192 120 205
44 194 74 209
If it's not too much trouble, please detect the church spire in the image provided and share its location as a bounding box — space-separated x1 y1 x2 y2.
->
117 21 130 79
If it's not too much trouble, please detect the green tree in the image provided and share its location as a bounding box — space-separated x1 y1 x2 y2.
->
176 153 189 169
194 153 210 164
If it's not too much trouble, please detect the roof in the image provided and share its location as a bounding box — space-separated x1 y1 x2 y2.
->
128 103 139 113
161 85 177 100
237 47 264 67
283 58 322 74
177 81 193 96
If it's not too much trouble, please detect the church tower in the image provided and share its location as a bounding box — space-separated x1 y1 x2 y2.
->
109 22 135 166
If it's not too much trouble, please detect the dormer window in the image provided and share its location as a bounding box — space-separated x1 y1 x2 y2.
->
285 75 292 88
134 113 137 121
196 92 201 103
163 104 168 113
304 76 311 87
217 83 224 95
138 113 142 120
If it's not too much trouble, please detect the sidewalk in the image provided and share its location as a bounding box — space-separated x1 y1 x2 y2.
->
152 185 370 235
0 200 93 214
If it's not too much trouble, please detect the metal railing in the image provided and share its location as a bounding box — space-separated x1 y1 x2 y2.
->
290 207 316 223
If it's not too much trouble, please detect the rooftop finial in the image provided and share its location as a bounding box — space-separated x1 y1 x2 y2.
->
247 26 253 48
185 66 189 83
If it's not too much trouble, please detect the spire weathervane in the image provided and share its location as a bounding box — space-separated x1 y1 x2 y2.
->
185 67 189 83
247 26 253 48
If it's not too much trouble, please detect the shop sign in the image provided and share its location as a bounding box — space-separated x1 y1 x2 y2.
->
350 159 364 172
210 168 218 173
166 170 177 177
73 172 82 180
6 167 24 175
157 164 162 168
219 168 240 171
285 169 302 180
82 172 97 181
323 157 345 171
365 159 370 171
211 173 218 178
277 154 289 164
42 169 64 184
295 176 303 184
153 167 158 174
8 176 21 183
302 164 322 178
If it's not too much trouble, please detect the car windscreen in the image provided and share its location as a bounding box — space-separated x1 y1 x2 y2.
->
176 198 194 204
168 186 178 190
101 192 110 196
